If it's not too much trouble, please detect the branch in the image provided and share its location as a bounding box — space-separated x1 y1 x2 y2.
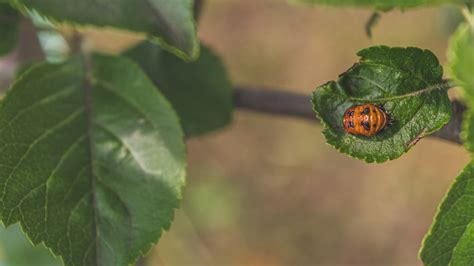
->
234 86 464 145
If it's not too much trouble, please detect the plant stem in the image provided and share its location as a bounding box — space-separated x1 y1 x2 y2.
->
234 85 464 145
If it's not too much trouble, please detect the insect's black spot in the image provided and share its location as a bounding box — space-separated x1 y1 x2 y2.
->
361 121 370 131
349 121 354 128
348 110 354 117
361 107 370 115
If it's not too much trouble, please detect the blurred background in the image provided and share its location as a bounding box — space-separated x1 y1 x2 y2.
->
0 0 471 265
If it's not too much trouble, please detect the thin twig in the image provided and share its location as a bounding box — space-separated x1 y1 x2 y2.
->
365 12 381 39
234 86 464 145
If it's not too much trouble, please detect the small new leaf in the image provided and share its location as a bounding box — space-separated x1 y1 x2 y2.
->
9 0 199 60
124 42 233 137
420 161 474 266
0 54 186 265
312 46 451 163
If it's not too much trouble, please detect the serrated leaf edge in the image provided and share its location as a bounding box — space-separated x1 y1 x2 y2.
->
418 162 474 265
0 55 188 266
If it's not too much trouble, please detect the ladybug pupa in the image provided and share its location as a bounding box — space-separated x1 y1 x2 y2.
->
343 104 389 137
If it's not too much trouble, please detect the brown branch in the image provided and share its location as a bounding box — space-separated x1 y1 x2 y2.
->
234 86 464 145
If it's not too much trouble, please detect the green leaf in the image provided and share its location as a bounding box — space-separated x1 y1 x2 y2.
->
311 46 451 163
0 54 186 265
10 0 199 60
124 41 233 137
450 220 474 265
0 3 20 57
292 0 467 10
420 161 474 266
449 24 474 153
449 24 474 102
0 224 61 265
463 108 474 153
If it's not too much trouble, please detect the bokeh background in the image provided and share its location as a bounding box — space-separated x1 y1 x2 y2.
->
0 0 471 265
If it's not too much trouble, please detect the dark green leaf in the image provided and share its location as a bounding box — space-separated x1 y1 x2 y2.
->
312 46 451 163
0 224 61 265
292 0 467 10
0 54 186 265
0 3 19 57
10 0 198 60
124 41 233 137
420 161 474 266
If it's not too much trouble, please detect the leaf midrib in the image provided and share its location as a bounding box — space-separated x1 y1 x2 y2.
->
79 56 164 265
80 54 101 266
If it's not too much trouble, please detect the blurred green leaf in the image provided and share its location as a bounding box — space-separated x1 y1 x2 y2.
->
292 0 467 10
420 161 474 266
10 0 199 60
125 42 233 137
449 24 474 102
0 54 185 265
312 46 451 163
0 224 61 266
448 24 474 154
0 3 19 57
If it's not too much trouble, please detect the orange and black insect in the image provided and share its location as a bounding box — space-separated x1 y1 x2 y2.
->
343 104 389 137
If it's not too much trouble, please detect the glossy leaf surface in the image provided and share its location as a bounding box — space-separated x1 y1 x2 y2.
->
0 54 186 265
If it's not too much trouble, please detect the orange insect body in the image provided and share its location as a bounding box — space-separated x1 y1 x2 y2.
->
343 104 389 137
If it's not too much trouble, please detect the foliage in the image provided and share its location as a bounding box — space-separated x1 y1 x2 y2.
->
0 55 186 265
419 21 474 266
124 42 233 137
420 162 474 266
450 24 474 152
0 0 473 265
312 46 451 163
448 24 474 102
9 0 199 60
